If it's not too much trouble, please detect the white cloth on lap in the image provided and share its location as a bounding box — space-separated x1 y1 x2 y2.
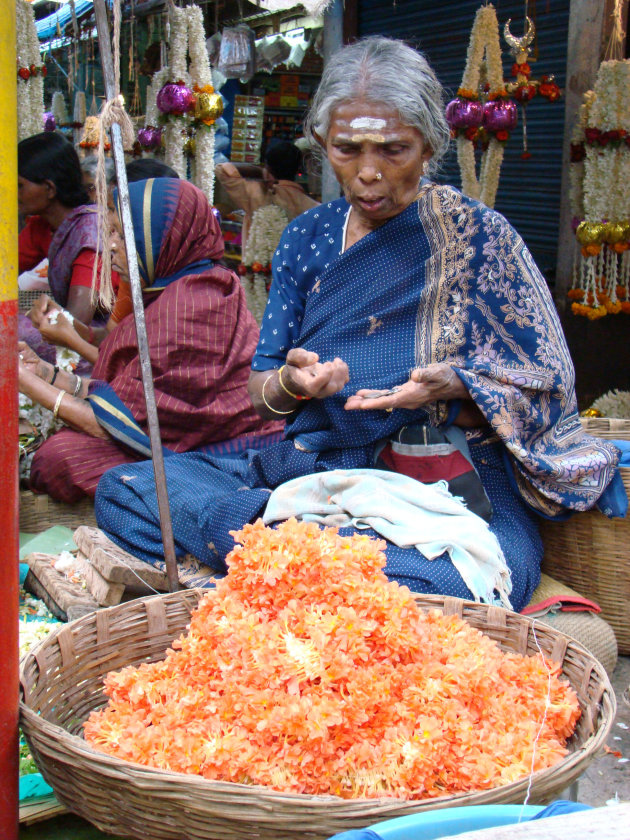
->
263 468 512 609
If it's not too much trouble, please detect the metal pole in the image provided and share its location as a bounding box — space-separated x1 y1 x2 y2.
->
0 0 19 834
321 0 344 203
92 0 179 593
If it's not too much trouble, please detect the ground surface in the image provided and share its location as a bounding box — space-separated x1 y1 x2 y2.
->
19 657 630 840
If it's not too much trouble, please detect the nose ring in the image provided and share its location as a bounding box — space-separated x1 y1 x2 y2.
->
375 172 382 181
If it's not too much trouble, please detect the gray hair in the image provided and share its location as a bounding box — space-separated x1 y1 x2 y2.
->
303 36 450 176
81 154 116 185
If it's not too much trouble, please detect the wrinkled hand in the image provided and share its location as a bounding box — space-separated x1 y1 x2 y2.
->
283 348 349 399
18 341 46 391
26 294 59 329
345 363 467 411
39 310 75 347
18 341 43 376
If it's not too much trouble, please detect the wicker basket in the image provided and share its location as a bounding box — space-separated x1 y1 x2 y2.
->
580 416 630 440
19 489 97 534
20 591 615 840
540 467 630 655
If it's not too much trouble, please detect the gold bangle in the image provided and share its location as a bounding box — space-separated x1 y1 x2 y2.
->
261 373 296 415
277 365 311 401
52 390 66 422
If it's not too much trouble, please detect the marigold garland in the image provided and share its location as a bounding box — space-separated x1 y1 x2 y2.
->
85 519 580 800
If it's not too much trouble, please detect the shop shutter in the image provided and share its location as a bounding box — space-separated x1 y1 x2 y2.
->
357 0 570 284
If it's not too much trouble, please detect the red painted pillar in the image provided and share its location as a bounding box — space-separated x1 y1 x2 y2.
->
0 0 19 835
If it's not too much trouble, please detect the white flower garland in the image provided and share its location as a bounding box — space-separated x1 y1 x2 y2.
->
590 389 630 419
16 0 44 140
569 60 630 317
52 91 69 128
187 4 216 203
145 67 170 128
242 204 288 324
456 4 506 208
460 5 504 95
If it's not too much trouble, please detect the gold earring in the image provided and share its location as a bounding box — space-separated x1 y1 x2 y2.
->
375 172 382 181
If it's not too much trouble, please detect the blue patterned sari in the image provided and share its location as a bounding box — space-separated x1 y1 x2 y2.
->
96 184 621 611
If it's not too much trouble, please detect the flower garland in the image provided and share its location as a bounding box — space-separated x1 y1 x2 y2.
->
148 3 222 196
51 91 69 129
84 518 580 798
447 6 508 208
16 0 45 141
568 60 630 318
187 4 218 203
446 7 560 208
240 204 288 323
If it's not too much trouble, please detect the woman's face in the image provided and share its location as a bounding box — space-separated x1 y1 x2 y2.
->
17 176 55 217
323 99 432 227
109 209 129 280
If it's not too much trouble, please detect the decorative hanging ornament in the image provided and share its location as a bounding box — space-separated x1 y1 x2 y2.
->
156 82 195 116
503 16 561 158
137 126 163 150
568 59 630 318
445 4 508 208
194 90 223 125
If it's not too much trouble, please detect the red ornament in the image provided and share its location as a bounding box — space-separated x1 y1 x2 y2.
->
513 83 537 103
495 130 510 142
251 262 263 273
18 67 30 80
237 264 248 276
29 64 38 76
41 65 47 77
512 62 531 77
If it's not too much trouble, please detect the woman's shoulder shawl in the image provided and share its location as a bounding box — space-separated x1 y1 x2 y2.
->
47 205 100 306
416 183 619 517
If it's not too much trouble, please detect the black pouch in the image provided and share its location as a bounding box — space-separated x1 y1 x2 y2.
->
375 424 493 522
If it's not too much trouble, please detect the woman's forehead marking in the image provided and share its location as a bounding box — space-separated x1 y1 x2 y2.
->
349 117 387 130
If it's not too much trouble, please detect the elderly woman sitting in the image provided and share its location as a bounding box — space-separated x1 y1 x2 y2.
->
19 177 282 503
95 37 623 612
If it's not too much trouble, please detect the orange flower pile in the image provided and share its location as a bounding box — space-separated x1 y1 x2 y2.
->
84 519 580 800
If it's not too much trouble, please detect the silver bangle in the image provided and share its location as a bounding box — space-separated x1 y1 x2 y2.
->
73 374 83 397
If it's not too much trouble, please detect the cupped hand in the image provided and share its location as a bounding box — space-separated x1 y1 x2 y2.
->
39 311 76 347
345 363 467 411
26 294 59 329
283 347 350 399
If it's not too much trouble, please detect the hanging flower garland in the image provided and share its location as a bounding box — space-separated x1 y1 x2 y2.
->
149 3 222 195
187 4 221 204
568 60 630 318
446 6 560 209
51 91 69 130
240 204 288 324
446 5 510 208
16 0 45 141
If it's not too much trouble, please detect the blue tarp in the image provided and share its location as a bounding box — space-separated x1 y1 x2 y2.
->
36 0 94 42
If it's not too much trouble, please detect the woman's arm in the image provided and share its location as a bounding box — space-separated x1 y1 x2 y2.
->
344 363 487 429
248 348 350 420
18 341 106 438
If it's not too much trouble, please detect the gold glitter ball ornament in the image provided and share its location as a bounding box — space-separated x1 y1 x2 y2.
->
194 92 223 125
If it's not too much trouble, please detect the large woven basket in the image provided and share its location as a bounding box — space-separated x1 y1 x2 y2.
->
20 590 615 840
580 416 630 440
19 489 97 534
539 467 630 655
